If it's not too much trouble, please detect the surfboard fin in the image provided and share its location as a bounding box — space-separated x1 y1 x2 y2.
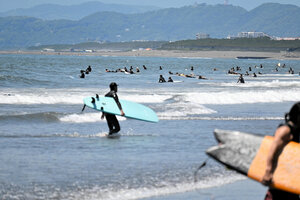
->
194 158 209 182
81 104 86 112
96 94 99 100
91 97 95 103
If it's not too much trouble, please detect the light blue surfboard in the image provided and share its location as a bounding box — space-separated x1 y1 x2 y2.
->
83 96 159 123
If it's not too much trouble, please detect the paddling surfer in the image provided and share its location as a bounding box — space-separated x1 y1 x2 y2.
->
101 82 125 135
261 102 300 200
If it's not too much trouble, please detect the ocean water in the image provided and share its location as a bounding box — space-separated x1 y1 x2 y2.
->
0 53 299 199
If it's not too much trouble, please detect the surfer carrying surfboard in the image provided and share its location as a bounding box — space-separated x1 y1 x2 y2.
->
101 82 125 135
262 102 300 200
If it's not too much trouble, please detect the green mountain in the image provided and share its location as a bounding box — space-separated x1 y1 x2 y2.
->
0 3 299 49
240 3 300 37
0 1 160 20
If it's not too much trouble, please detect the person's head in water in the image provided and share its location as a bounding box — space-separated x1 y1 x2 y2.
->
285 102 300 128
110 82 118 92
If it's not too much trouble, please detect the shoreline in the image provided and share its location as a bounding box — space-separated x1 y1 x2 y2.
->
1 50 300 60
142 179 266 200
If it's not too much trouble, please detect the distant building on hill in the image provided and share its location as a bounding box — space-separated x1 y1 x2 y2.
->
42 48 55 52
237 31 269 38
227 32 300 40
84 49 94 53
196 33 210 39
227 35 237 39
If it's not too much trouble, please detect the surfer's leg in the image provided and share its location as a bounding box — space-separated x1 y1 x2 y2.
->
109 115 120 134
106 114 120 135
105 114 114 134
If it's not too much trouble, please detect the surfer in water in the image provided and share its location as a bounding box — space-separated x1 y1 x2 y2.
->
261 102 300 200
101 82 125 135
86 65 92 73
237 74 245 83
158 75 166 83
167 77 173 82
80 70 85 78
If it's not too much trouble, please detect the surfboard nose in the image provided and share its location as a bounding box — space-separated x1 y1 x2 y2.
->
213 129 238 144
214 129 262 145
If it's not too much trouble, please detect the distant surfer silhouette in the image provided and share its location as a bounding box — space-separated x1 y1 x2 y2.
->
237 74 245 83
158 75 166 83
86 65 92 73
101 82 125 135
80 70 85 78
168 77 173 82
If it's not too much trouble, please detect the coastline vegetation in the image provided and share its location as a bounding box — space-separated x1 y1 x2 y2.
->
27 38 300 52
160 37 300 52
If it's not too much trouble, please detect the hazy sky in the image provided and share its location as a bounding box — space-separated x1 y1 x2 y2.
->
1 0 300 12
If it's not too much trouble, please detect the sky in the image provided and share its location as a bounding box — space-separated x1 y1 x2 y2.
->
1 0 300 12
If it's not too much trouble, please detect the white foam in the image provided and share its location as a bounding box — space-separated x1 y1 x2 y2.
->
53 132 108 138
121 94 171 103
185 90 300 105
65 174 244 200
76 132 108 138
59 113 126 123
157 102 217 118
158 116 283 120
216 80 300 88
0 89 88 104
0 89 170 105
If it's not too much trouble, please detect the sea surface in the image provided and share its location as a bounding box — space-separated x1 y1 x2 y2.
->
0 53 299 199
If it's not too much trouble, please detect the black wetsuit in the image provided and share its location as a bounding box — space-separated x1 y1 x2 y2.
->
237 76 245 83
159 76 166 83
265 123 300 200
104 90 122 135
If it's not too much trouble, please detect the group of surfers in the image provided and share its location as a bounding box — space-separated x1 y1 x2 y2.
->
80 65 92 78
230 63 298 84
83 63 297 85
103 65 208 83
105 65 147 74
